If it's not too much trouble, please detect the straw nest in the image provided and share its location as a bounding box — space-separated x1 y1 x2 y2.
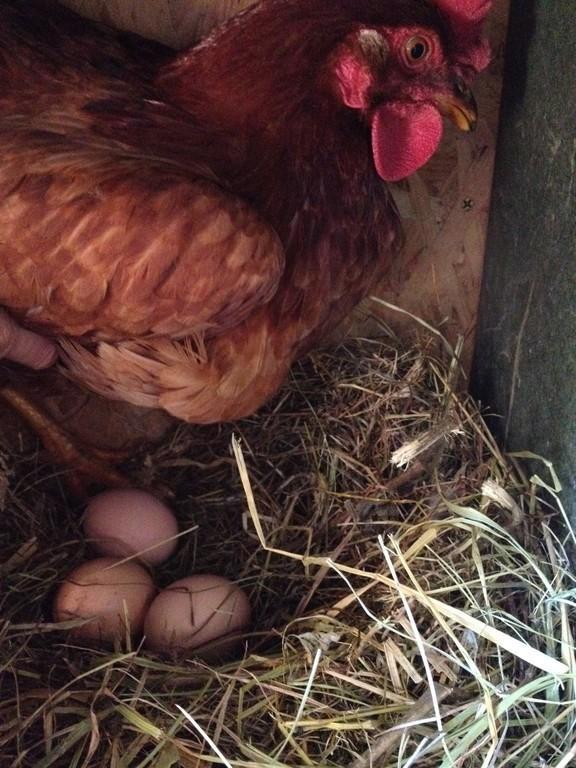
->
1 325 575 768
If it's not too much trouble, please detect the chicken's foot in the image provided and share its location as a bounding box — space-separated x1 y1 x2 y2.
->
0 384 132 497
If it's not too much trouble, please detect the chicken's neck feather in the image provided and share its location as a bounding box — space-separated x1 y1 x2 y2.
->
155 0 405 257
154 1 408 346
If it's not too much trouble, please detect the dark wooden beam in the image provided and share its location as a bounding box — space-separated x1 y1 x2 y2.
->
472 0 576 523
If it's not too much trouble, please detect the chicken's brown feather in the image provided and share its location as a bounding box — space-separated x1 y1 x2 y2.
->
0 0 488 424
59 313 289 423
0 0 400 422
0 124 283 342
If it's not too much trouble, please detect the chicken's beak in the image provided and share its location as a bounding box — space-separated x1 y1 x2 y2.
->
436 79 478 132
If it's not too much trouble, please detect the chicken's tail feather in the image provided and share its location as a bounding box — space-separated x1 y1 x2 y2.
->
58 320 289 424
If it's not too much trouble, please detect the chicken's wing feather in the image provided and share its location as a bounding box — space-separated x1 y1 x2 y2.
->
0 125 284 341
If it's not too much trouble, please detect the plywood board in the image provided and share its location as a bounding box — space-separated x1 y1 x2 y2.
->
359 0 512 372
59 0 255 47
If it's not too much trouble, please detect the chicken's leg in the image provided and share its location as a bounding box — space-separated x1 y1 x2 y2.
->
0 384 132 497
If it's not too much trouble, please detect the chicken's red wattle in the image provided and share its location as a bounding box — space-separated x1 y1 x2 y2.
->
371 102 444 182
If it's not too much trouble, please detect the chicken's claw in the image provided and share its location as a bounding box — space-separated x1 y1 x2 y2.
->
0 384 132 498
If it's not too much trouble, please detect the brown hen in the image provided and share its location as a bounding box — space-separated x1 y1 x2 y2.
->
0 0 491 490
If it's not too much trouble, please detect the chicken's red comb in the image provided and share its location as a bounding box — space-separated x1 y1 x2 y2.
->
430 0 492 71
432 0 492 32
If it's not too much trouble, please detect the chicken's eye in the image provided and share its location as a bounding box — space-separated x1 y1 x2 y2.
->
402 35 433 68
409 40 427 60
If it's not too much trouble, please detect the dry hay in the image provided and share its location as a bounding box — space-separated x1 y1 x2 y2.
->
1 329 575 768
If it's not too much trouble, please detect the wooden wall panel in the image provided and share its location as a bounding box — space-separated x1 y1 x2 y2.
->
58 0 255 47
348 1 511 372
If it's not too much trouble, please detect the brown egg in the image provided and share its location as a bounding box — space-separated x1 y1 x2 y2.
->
83 489 179 566
53 558 157 643
144 574 251 658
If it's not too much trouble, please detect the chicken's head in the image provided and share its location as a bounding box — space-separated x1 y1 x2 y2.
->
159 0 492 186
330 0 492 181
